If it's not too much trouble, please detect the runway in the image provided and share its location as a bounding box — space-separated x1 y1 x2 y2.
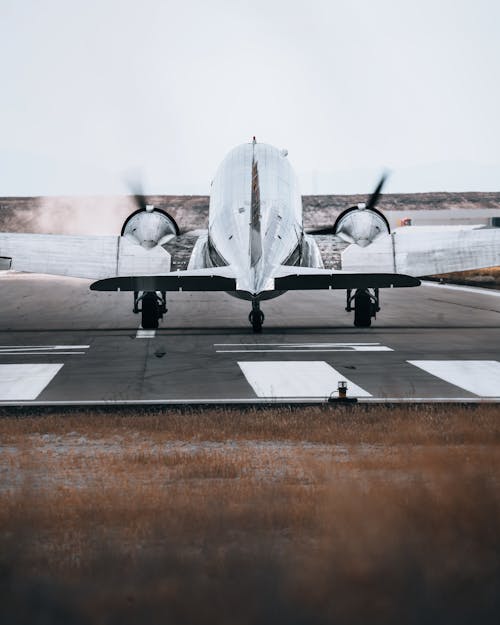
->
0 272 499 404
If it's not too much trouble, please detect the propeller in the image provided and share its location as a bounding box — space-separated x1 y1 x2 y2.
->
125 174 151 212
308 172 389 235
365 172 388 213
122 173 181 236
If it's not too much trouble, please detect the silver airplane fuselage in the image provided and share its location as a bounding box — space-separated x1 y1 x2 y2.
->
207 141 302 299
4 139 500 333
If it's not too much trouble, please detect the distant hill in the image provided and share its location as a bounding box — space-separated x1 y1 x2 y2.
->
1 192 500 234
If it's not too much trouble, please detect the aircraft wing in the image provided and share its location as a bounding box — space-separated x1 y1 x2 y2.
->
90 267 236 291
273 266 420 290
0 231 235 291
341 227 500 276
0 233 172 280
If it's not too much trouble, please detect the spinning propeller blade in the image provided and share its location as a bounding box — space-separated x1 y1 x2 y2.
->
308 172 389 235
365 173 388 213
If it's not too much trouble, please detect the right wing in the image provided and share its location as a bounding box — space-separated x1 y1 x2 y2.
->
341 227 500 276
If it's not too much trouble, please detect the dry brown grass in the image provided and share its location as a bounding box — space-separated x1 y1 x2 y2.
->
1 403 500 444
434 265 500 288
1 405 500 624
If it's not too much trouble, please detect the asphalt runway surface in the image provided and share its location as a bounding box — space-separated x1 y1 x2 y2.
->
0 272 500 404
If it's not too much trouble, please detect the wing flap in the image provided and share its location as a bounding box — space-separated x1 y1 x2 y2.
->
90 267 236 292
274 267 420 290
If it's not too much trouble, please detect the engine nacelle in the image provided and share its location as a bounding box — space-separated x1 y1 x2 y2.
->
121 207 180 248
333 204 390 247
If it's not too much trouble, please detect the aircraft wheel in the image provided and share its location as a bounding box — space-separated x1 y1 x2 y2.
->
142 292 160 330
354 289 372 327
249 309 265 333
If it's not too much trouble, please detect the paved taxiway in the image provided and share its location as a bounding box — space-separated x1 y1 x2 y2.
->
0 273 499 403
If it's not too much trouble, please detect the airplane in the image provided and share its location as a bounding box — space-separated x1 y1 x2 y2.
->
1 137 500 332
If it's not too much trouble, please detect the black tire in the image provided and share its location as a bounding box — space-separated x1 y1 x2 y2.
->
142 292 160 330
354 290 372 327
249 309 264 333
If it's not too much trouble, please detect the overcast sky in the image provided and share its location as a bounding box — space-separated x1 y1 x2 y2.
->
1 0 499 195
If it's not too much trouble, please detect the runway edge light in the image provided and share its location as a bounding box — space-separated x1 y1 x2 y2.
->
328 381 358 404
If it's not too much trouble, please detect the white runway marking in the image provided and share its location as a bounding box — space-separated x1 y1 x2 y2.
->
0 352 86 355
0 345 89 349
0 363 64 400
408 360 500 397
238 361 372 398
216 342 392 353
1 398 499 406
0 345 88 355
136 328 156 339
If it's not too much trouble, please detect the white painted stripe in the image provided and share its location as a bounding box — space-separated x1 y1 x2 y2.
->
218 347 392 353
215 342 383 346
408 360 500 397
0 345 89 350
136 328 156 339
0 352 86 356
238 361 372 398
216 342 392 353
341 346 392 351
422 281 500 297
360 397 500 402
0 363 64 400
1 397 500 406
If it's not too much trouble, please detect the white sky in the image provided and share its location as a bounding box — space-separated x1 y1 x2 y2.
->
1 0 499 195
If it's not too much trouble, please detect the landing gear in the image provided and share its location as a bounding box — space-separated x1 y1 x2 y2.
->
346 288 379 328
249 300 265 333
354 290 372 327
142 293 160 329
133 291 167 330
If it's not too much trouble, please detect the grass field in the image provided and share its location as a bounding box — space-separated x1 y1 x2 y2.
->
1 405 500 624
433 266 500 289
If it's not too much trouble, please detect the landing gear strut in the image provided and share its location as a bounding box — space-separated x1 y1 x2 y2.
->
346 288 379 328
133 291 167 330
249 300 265 333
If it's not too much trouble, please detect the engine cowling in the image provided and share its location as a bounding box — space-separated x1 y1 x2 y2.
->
333 204 390 247
121 207 180 248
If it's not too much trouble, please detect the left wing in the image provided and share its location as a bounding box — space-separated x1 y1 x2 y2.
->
0 233 171 279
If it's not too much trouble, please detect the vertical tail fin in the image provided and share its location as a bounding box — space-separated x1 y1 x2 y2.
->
250 142 262 267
